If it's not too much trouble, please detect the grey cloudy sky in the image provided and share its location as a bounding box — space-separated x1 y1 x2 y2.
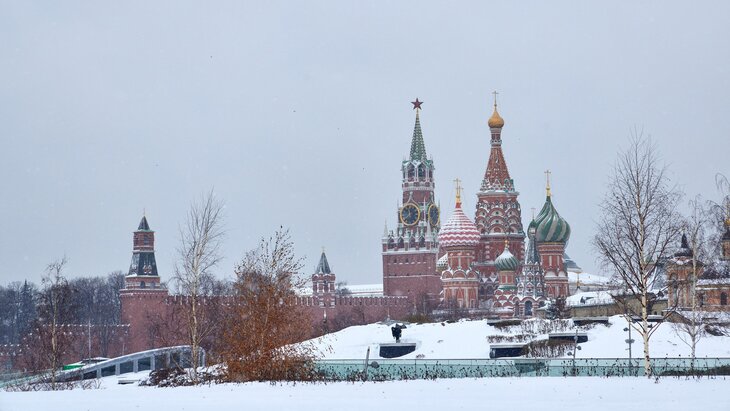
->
1 1 729 286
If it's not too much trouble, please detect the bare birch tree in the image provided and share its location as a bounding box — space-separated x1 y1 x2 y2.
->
672 196 710 370
172 189 224 383
593 135 683 377
31 257 75 389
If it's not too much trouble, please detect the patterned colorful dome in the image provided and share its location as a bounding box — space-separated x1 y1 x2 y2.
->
495 242 519 271
438 205 480 248
437 253 449 271
534 195 571 243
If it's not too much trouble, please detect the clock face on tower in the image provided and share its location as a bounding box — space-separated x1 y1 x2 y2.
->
400 203 420 226
428 204 440 226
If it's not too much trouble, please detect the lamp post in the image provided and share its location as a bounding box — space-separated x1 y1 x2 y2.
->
623 324 634 376
572 328 582 375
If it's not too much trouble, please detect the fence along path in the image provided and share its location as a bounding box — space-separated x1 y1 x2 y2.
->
316 357 730 380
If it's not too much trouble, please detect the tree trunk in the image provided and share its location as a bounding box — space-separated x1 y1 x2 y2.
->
641 293 651 377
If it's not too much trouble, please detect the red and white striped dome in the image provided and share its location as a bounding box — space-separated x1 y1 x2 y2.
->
438 205 480 248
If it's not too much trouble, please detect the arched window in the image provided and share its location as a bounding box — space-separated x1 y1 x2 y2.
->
419 236 425 248
417 164 425 179
397 237 404 249
407 165 415 180
721 292 728 306
140 281 146 289
525 300 533 316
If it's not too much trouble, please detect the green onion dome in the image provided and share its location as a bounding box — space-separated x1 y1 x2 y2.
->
495 242 519 272
534 195 571 243
437 254 449 272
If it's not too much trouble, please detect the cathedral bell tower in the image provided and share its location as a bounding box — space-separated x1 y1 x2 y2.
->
474 93 526 297
382 99 441 308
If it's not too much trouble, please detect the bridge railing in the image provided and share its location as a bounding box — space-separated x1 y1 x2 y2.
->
52 345 205 382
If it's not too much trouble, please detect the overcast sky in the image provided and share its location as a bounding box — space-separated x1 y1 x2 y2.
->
1 1 729 286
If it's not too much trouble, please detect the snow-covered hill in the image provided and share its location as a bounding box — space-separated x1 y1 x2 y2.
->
312 315 730 360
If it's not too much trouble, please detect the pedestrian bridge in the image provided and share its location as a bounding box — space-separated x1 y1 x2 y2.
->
57 345 205 382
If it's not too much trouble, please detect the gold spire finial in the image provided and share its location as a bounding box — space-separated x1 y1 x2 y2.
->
544 170 552 197
504 239 509 251
454 178 463 206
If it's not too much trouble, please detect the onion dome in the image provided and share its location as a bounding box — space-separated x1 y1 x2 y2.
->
527 218 538 235
438 179 480 248
534 195 571 243
533 175 571 243
495 241 519 272
437 254 449 271
488 104 504 128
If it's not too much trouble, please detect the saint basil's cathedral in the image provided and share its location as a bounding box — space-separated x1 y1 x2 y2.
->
382 96 572 317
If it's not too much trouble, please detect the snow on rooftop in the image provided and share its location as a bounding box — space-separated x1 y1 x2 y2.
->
567 271 609 285
345 283 383 296
565 290 614 306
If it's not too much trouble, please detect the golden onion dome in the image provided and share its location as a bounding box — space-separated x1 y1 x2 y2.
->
488 104 504 128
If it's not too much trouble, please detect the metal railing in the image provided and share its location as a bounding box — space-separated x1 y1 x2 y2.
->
315 358 730 380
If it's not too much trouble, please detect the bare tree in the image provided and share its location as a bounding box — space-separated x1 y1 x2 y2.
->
221 228 317 381
334 281 351 297
672 196 710 370
172 190 225 383
30 257 76 389
593 135 683 377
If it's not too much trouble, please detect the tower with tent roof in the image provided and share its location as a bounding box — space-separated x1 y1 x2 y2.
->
381 99 441 308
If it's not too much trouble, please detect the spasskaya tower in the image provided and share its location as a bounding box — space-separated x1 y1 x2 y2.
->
382 99 441 309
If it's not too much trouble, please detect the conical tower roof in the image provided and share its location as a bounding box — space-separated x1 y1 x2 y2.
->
409 108 427 161
315 251 332 274
138 215 151 231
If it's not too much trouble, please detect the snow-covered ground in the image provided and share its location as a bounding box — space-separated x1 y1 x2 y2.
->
313 315 730 359
2 373 728 411
3 316 729 410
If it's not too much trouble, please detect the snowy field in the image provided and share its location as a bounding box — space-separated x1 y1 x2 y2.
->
2 373 728 411
313 315 730 359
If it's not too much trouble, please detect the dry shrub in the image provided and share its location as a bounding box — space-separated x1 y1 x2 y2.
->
517 318 572 335
488 334 531 343
219 229 319 382
523 339 573 358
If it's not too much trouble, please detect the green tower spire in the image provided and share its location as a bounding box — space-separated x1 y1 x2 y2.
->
409 99 427 161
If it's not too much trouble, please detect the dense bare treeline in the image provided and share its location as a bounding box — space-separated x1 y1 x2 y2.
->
0 270 125 348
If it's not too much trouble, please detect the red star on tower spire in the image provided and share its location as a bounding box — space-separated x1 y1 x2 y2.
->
411 98 423 110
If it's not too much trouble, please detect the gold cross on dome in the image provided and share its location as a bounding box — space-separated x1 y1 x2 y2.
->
544 170 552 197
492 91 499 107
454 178 463 204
